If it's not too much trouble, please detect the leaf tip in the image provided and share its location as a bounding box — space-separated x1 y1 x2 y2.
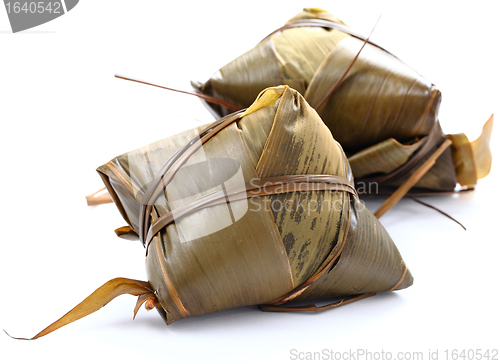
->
3 329 30 341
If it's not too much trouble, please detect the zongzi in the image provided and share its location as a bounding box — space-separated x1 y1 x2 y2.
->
15 86 413 339
192 8 493 193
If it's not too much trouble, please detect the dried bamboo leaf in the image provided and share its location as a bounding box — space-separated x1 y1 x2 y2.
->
7 278 152 340
349 137 425 178
271 26 348 84
448 133 477 188
114 226 139 240
133 293 157 319
471 115 494 180
448 116 493 188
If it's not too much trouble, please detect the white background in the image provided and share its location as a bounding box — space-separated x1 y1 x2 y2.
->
1 1 498 363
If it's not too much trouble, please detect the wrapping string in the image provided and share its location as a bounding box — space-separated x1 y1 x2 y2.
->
144 174 358 254
389 265 409 291
312 24 374 111
261 18 397 59
305 16 382 111
407 197 466 230
263 202 351 308
138 110 245 244
115 75 241 112
260 243 407 313
259 292 375 313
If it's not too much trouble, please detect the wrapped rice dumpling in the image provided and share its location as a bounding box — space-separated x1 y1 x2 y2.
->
192 8 493 193
16 86 412 339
